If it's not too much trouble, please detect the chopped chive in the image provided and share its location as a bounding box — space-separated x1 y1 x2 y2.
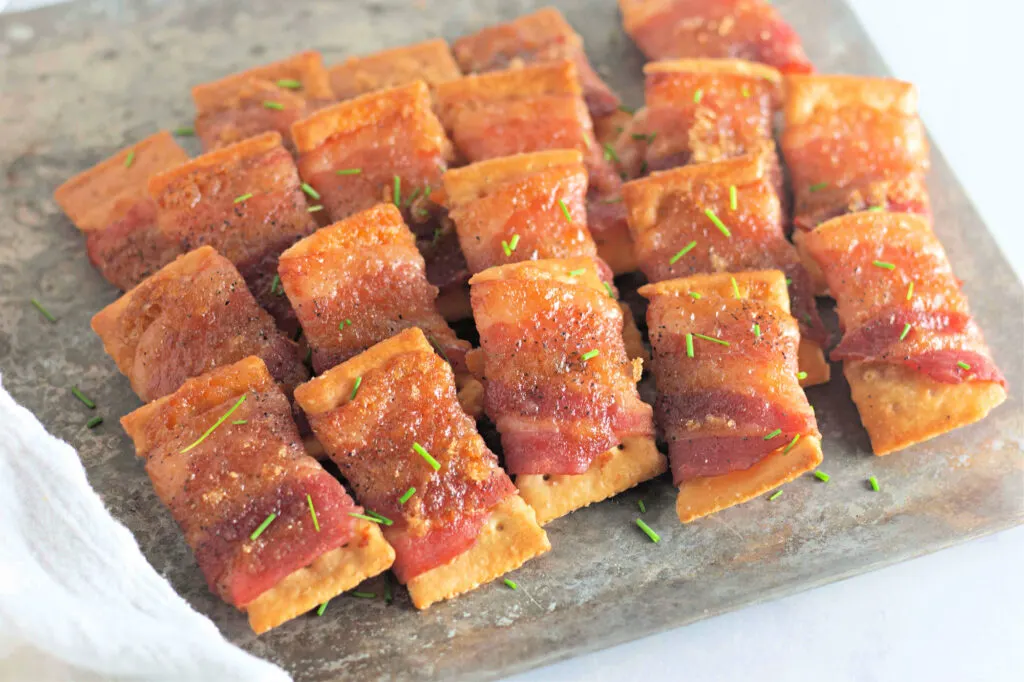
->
350 376 362 400
785 277 793 285
784 433 801 454
231 419 247 425
957 361 972 371
813 470 830 483
868 475 880 492
508 234 520 251
809 182 828 193
601 196 623 204
906 281 914 300
768 490 783 501
364 510 394 526
899 323 911 341
123 149 136 168
404 187 423 209
262 100 285 110
307 205 323 213
181 394 246 453
797 371 808 380
301 182 321 200
338 318 352 331
764 428 782 440
425 332 451 366
70 386 96 409
392 175 401 206
603 281 615 298
276 78 302 89
384 575 393 604
753 323 762 338
731 276 740 299
399 487 416 504
669 240 697 264
872 260 895 270
86 415 103 429
501 240 512 257
503 578 518 590
173 126 195 136
350 591 376 599
306 494 320 532
693 333 729 347
729 185 738 211
635 518 660 543
233 192 253 204
558 198 573 223
317 600 330 616
618 104 635 114
30 298 56 322
638 499 646 513
423 186 433 200
867 205 884 212
631 133 648 141
685 333 694 358
580 349 600 362
704 208 731 237
640 160 648 175
689 291 702 299
693 89 704 103
413 442 441 471
270 274 283 296
336 168 362 175
646 132 658 144
568 268 586 277
602 143 620 163
250 512 277 541
348 512 389 524
294 326 303 342
741 84 751 98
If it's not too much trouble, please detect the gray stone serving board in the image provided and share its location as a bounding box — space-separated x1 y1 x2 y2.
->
1 0 1022 680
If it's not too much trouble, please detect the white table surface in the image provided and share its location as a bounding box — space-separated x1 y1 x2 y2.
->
3 1 1022 681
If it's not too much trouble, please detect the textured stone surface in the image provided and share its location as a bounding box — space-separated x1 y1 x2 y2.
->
0 1 1022 680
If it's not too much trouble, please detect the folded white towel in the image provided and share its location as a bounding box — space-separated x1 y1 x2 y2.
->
0 377 291 682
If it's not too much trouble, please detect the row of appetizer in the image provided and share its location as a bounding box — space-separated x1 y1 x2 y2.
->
51 2 1006 635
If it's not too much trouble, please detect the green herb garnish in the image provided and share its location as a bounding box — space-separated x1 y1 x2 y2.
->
307 205 323 213
813 470 830 483
231 420 247 425
348 512 389 524
689 291 701 299
307 494 320 532
558 198 573 223
753 323 761 338
797 371 808 380
276 78 302 89
350 591 376 599
365 510 394 526
768 490 783 501
693 333 729 347
233 193 253 204
602 143 620 163
580 349 600 362
603 281 615 298
568 268 586 277
350 376 362 401
731 276 740 299
413 442 441 471
741 84 751 98
71 386 96 409
181 394 246 453
399 487 416 504
638 499 646 513
729 185 738 211
764 428 782 440
250 512 277 540
86 416 103 429
262 100 285 110
868 476 880 492
669 240 697 264
301 182 320 200
685 333 694 358
872 260 896 270
173 126 195 136
317 600 329 616
270 274 283 296
809 182 828 193
635 518 660 543
618 104 635 114
503 578 518 590
336 168 362 175
392 175 401 206
906 281 914 300
899 323 911 341
693 89 704 103
957 361 972 371
30 298 56 322
124 149 136 168
784 434 801 454
705 208 731 237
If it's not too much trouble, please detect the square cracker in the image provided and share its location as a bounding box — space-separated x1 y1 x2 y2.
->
676 436 823 523
844 360 1008 456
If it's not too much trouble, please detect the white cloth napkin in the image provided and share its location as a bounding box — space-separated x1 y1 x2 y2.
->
0 377 292 682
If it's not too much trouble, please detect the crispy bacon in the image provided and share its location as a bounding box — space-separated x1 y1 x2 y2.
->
277 203 469 375
803 212 1005 386
92 247 307 403
782 75 930 231
619 0 813 74
641 288 818 483
622 152 826 345
295 329 516 583
147 132 317 330
470 259 654 475
121 357 360 608
192 51 334 151
330 39 462 100
452 7 620 118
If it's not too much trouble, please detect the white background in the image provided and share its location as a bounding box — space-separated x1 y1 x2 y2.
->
3 1 1022 681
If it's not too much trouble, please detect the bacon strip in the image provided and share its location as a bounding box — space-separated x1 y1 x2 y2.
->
294 328 517 584
92 246 307 403
121 357 362 610
619 0 813 74
329 39 462 100
277 203 469 375
470 258 654 475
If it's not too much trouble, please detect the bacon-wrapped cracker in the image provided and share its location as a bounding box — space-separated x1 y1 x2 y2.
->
147 132 317 330
329 39 462 101
53 131 189 290
803 213 1007 455
639 272 822 522
622 152 829 385
618 0 812 74
192 50 334 152
295 328 549 609
469 258 663 524
92 246 307 403
121 357 394 634
452 7 620 119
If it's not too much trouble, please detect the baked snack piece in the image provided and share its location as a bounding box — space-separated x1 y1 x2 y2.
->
147 131 317 330
294 328 550 609
618 0 812 74
121 357 394 634
329 39 461 100
639 273 822 522
802 212 1007 455
621 151 829 386
191 50 334 151
53 131 189 290
92 246 307 403
469 258 664 524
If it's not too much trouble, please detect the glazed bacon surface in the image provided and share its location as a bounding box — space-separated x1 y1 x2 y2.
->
640 281 819 482
470 258 654 475
803 213 1005 385
147 132 317 328
121 357 361 608
295 328 516 583
443 150 597 274
782 75 930 231
619 0 812 74
452 7 620 119
329 39 462 100
277 204 469 375
91 246 307 403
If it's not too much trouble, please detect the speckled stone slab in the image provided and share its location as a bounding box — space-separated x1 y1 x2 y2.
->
0 1 1021 680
